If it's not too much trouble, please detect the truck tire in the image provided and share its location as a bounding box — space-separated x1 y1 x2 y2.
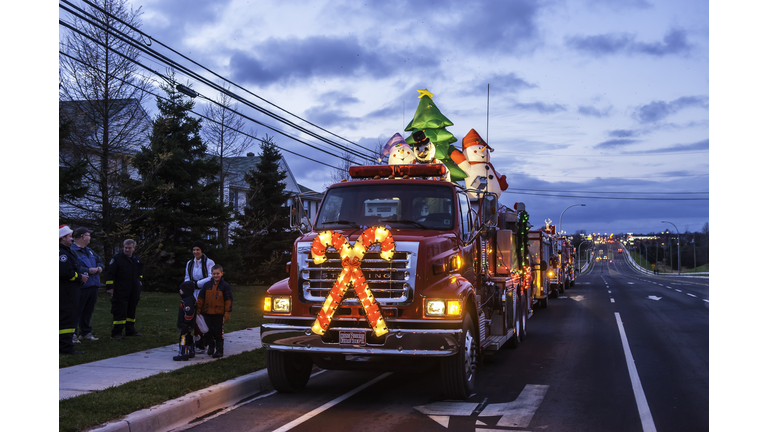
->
267 349 313 393
509 293 522 349
441 314 477 399
565 279 571 290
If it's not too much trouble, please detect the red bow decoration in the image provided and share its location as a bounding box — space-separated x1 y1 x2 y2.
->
310 226 395 337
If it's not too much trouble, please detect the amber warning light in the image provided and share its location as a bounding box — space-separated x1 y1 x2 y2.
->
349 164 447 179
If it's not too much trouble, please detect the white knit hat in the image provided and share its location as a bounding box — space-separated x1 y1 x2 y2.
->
59 224 73 238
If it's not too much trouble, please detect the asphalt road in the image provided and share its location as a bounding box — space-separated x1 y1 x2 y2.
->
181 243 708 432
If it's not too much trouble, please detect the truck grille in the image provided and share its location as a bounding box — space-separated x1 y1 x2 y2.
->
296 241 419 305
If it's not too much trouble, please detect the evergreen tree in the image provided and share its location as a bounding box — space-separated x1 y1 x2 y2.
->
126 79 229 289
232 136 294 284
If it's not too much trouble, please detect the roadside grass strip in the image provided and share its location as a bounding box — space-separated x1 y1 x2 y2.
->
59 349 267 432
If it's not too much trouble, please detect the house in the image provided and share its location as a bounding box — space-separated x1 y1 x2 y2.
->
222 152 322 241
59 99 151 223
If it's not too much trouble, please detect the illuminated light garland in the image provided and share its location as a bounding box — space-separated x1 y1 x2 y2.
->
310 226 395 337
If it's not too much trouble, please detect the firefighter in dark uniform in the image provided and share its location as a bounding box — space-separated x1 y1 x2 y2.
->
60 225 87 354
105 239 144 339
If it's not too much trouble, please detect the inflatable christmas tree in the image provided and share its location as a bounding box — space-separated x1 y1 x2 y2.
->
404 89 470 182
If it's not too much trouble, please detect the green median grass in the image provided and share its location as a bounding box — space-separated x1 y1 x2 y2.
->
60 284 271 432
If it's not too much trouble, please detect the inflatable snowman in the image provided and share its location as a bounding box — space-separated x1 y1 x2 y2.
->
388 142 415 165
462 128 508 199
412 130 450 181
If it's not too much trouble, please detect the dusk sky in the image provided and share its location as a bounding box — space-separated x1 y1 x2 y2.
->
58 0 711 235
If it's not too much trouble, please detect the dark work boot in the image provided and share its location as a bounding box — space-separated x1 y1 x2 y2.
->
206 334 214 355
212 340 224 358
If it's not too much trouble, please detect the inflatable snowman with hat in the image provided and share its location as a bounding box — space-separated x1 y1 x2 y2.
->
462 128 508 200
412 130 450 181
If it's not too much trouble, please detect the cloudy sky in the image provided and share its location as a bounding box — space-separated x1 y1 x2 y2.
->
62 0 710 235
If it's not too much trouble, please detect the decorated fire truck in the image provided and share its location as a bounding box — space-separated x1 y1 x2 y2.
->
546 228 577 294
260 89 536 399
260 164 533 399
527 228 556 308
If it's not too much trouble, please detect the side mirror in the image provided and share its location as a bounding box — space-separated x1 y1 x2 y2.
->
290 196 312 233
480 193 498 227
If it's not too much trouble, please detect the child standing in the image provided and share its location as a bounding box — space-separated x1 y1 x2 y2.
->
173 281 198 361
196 265 232 358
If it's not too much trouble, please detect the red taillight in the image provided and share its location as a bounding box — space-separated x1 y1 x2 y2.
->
349 164 446 179
286 261 291 274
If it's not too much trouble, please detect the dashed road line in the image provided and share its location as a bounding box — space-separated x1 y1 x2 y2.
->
703 299 709 303
610 298 615 303
687 293 697 298
615 313 658 432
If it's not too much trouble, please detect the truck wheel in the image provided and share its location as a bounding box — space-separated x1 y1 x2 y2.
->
565 279 571 290
509 294 522 349
441 314 477 399
267 350 313 393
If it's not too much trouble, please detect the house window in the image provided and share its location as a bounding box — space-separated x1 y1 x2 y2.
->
229 189 239 212
303 200 310 219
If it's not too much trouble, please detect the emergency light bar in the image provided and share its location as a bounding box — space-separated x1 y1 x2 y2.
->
349 164 447 179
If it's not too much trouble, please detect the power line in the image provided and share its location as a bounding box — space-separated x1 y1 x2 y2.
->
59 0 377 164
58 50 343 172
504 187 708 195
78 0 376 159
502 191 708 200
58 10 365 167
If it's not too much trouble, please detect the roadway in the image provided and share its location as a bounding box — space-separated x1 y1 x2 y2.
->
179 243 709 432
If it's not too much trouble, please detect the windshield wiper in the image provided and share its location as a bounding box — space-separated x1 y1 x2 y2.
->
386 219 427 229
319 220 358 227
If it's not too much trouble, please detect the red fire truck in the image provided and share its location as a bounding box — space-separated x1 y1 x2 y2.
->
528 229 556 307
260 164 532 399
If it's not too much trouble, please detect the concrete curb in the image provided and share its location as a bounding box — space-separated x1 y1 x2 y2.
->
88 368 271 432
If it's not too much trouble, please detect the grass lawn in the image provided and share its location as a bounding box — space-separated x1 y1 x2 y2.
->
59 284 272 431
60 284 269 368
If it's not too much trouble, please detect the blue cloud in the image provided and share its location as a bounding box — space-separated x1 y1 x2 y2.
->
622 139 709 154
634 96 708 123
229 36 440 85
566 28 693 57
608 129 641 138
513 101 567 114
578 105 612 118
594 138 639 149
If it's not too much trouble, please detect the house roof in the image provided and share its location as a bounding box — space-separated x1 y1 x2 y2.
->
221 154 302 194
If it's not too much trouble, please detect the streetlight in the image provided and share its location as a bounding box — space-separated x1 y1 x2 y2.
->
578 240 592 272
661 221 681 275
559 204 586 235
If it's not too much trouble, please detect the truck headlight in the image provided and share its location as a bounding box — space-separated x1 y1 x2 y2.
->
425 299 462 317
265 296 291 313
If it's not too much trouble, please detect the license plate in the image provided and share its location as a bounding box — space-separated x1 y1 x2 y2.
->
339 330 366 345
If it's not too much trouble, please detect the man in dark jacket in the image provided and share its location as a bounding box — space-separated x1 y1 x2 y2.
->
60 225 88 354
71 227 104 341
104 239 144 339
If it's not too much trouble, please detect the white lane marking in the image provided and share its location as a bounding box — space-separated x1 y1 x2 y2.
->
481 385 549 427
416 385 548 429
570 295 586 302
703 299 709 303
675 289 682 292
628 282 635 284
270 372 392 432
610 298 615 303
608 290 612 294
615 313 658 432
687 293 697 298
666 286 673 289
648 296 662 301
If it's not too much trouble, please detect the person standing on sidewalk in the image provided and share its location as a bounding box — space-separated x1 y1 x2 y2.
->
105 239 144 339
71 227 104 342
60 225 88 355
196 265 232 358
184 240 215 353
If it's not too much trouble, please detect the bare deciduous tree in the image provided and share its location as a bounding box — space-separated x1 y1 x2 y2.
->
59 0 152 256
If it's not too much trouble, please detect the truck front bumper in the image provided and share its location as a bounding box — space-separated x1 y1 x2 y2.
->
260 323 462 356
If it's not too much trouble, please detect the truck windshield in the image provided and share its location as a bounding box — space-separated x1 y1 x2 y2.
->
316 183 455 230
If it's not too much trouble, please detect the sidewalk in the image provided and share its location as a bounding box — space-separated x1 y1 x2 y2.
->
59 327 263 400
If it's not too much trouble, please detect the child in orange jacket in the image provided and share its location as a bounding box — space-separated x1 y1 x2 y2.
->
195 265 233 358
